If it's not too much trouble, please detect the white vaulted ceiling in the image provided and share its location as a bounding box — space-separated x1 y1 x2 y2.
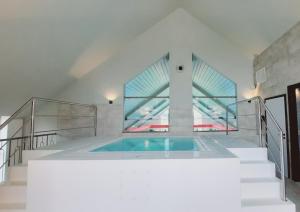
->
184 0 300 56
0 0 300 114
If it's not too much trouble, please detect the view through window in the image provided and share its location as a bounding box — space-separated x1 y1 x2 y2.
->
192 54 237 132
124 54 170 132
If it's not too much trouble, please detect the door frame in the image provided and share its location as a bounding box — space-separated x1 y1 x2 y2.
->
265 94 290 178
288 82 300 181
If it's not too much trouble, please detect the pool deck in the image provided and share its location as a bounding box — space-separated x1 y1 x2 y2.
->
34 135 259 161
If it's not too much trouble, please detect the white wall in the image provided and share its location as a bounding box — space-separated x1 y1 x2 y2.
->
27 157 241 212
58 8 253 136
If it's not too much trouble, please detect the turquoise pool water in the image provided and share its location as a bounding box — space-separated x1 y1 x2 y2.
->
91 137 199 152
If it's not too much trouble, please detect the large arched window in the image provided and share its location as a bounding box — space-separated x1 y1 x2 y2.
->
192 54 237 132
123 54 170 132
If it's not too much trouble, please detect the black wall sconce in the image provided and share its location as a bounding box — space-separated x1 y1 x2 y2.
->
176 65 184 73
108 100 113 104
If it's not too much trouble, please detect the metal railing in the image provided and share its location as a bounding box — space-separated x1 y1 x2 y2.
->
0 97 97 181
226 96 286 201
0 133 57 169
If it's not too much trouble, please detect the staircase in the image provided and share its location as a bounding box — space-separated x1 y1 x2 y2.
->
0 148 64 212
0 97 97 212
0 166 27 212
229 147 295 212
0 146 296 212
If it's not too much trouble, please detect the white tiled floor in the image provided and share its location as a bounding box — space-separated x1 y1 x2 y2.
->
287 180 300 211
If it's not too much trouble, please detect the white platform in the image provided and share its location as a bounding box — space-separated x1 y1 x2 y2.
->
0 135 295 212
27 137 242 212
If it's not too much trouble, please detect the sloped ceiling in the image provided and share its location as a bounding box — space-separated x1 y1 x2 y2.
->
0 0 300 114
184 0 300 56
0 0 179 114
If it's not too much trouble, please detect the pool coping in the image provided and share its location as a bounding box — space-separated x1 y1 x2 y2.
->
33 135 239 161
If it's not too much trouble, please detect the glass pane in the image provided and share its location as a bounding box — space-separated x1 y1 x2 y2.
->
125 55 169 98
124 54 170 133
192 54 236 97
193 97 237 132
192 53 237 132
124 97 169 132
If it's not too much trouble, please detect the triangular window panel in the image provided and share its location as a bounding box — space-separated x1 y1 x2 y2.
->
192 54 237 132
124 54 170 132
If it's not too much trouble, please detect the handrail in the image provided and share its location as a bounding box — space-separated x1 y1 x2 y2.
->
0 97 97 143
0 97 97 179
34 97 96 107
0 98 33 131
226 96 262 144
0 133 57 170
257 96 286 201
36 126 95 134
0 133 57 143
0 97 96 131
226 96 286 201
0 149 18 170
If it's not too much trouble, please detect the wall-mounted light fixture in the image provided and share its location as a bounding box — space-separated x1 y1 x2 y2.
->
176 65 184 73
105 91 118 105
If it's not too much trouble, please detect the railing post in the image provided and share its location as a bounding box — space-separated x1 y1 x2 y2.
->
280 131 286 201
226 106 229 135
94 105 97 137
30 98 36 150
257 99 263 147
18 139 22 164
8 140 11 166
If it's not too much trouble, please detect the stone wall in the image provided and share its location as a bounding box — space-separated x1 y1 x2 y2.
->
97 104 123 137
57 103 96 138
254 21 300 98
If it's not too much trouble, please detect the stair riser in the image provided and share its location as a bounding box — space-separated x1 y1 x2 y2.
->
0 210 25 212
242 204 295 212
241 181 281 199
8 167 27 183
0 186 26 203
241 163 275 179
22 150 62 165
229 148 268 162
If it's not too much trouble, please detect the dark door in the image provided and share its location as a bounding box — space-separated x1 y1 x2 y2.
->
288 83 300 181
265 95 289 178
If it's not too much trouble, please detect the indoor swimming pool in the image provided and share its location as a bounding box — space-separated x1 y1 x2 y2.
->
90 137 200 152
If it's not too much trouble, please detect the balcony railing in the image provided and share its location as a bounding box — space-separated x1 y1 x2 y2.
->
0 97 97 181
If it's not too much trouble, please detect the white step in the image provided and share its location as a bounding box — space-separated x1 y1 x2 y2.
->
241 178 281 199
22 150 61 165
8 166 27 184
228 148 268 162
0 184 26 204
241 161 275 179
242 198 295 212
0 203 25 212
